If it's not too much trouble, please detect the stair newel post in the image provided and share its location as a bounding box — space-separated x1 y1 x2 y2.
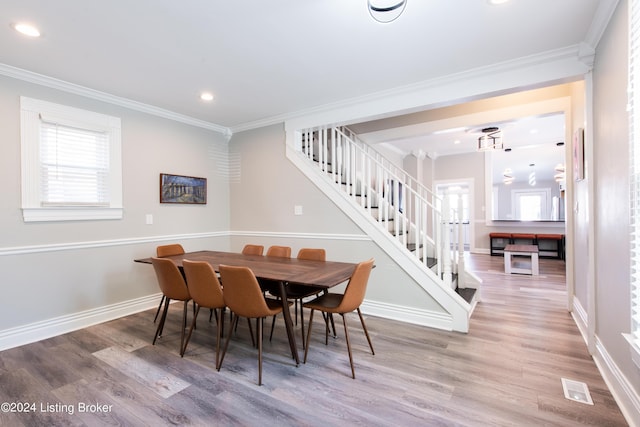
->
457 193 466 289
442 192 452 288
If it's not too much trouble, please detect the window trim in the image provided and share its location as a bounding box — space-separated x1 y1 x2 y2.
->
20 97 123 222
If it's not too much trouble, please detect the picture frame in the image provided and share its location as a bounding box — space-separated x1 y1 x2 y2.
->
160 173 207 204
573 128 585 181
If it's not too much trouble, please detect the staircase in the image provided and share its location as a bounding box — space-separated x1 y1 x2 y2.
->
286 126 481 333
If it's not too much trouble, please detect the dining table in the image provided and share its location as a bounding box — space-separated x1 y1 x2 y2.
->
134 250 360 365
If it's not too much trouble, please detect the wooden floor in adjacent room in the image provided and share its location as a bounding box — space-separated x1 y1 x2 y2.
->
0 253 629 426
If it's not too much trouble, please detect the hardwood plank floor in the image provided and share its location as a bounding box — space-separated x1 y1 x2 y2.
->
0 253 629 426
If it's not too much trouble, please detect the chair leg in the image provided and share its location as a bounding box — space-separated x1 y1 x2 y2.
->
180 300 189 356
153 295 165 323
153 297 171 344
357 308 375 355
303 309 315 363
299 299 305 350
215 307 223 370
218 314 239 371
247 318 255 347
181 305 201 357
269 314 277 342
257 316 263 386
341 313 356 379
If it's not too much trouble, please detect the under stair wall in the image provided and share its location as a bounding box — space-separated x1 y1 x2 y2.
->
285 126 478 332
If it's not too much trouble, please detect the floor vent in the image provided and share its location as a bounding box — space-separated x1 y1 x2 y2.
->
561 378 594 405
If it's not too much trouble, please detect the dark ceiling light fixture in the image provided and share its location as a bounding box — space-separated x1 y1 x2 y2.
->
368 0 407 23
477 126 504 151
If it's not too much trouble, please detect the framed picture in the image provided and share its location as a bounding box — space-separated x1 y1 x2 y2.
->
573 128 584 181
160 173 207 204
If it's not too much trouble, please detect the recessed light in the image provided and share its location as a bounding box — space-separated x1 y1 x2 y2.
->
13 23 40 37
200 92 214 102
488 0 510 4
453 140 461 145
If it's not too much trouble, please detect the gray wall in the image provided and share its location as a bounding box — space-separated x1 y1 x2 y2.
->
0 75 230 333
591 0 640 404
228 124 446 313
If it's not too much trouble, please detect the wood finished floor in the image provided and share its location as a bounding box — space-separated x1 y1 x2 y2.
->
0 254 629 426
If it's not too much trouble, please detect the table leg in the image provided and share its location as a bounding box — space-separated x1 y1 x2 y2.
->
504 251 512 274
278 281 300 365
532 253 539 275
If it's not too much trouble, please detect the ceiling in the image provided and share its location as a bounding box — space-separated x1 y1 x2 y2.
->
349 84 571 184
1 0 609 133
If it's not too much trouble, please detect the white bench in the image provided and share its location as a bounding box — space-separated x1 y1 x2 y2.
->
504 244 539 275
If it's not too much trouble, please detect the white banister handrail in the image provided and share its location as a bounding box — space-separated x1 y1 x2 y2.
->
297 126 461 279
341 126 439 208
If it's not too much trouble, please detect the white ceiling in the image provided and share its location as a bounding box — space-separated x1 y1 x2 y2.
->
1 0 610 132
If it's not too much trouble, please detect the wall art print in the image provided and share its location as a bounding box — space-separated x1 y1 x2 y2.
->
160 173 207 204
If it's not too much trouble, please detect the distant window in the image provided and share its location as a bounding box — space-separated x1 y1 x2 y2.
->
512 189 549 221
20 97 122 222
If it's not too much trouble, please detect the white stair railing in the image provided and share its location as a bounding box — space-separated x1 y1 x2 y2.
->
298 126 465 282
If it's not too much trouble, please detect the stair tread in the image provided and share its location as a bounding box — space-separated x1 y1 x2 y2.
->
456 287 476 304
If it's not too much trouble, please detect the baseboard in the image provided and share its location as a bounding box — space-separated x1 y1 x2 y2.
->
571 297 589 344
0 293 161 352
593 336 640 427
571 298 639 427
360 299 453 331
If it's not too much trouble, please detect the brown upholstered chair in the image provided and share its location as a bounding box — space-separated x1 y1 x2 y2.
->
260 245 292 296
242 244 264 256
269 248 326 348
303 258 375 379
154 244 185 323
266 245 291 258
218 264 284 385
151 257 191 354
181 260 226 368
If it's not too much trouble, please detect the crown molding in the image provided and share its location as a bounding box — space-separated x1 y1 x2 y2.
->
0 63 232 137
583 0 621 51
237 45 586 134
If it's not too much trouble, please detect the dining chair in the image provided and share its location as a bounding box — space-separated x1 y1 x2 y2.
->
303 258 375 379
269 248 326 348
218 264 284 385
266 245 291 258
154 244 185 323
181 260 226 368
242 244 264 256
151 257 192 355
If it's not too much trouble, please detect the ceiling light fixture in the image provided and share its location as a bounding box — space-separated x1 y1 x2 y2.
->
488 0 510 5
368 0 407 23
200 92 214 102
477 126 503 151
13 23 41 37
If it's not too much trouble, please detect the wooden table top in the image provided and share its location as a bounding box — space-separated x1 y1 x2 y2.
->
135 250 361 289
504 244 539 253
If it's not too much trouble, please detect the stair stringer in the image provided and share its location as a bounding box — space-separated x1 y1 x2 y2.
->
287 145 471 333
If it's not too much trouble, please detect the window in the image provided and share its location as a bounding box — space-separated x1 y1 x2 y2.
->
512 189 550 221
629 0 640 364
20 97 122 222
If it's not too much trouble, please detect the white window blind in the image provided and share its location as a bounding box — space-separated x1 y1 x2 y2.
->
40 121 110 206
630 0 640 348
20 97 123 222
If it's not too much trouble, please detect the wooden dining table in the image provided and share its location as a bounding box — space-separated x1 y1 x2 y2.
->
135 250 359 365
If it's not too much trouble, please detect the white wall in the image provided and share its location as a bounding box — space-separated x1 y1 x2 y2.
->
0 74 230 347
590 1 640 423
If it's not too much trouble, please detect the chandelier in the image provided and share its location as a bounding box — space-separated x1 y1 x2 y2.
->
477 127 504 151
368 0 407 23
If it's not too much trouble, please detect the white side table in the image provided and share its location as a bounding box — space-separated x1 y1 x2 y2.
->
504 244 539 275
